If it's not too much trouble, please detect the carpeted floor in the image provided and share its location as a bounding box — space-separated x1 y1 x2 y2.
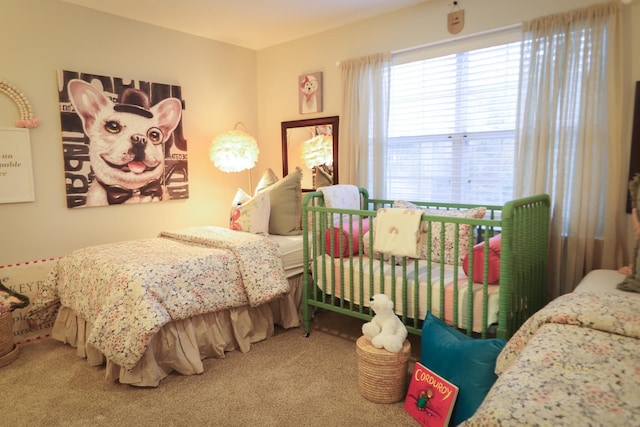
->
1 310 422 427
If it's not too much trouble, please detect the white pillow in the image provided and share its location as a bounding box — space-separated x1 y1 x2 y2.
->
230 188 270 235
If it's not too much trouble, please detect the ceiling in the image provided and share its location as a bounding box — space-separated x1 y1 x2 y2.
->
59 0 428 50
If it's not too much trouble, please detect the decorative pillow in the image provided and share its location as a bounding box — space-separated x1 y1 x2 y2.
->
229 188 270 235
462 233 502 284
421 312 506 426
324 218 370 258
393 200 486 265
255 167 303 236
363 202 486 265
254 168 279 194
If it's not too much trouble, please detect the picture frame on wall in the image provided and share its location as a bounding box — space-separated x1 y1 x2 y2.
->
0 127 35 204
57 70 189 209
299 71 323 114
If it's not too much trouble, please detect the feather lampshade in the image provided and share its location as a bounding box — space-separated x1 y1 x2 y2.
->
210 125 259 173
300 134 332 169
210 123 259 193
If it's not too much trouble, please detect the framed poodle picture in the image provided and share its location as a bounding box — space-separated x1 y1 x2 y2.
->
57 70 189 209
299 72 323 114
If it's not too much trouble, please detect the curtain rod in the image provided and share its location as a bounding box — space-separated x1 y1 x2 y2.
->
392 23 521 55
335 23 521 67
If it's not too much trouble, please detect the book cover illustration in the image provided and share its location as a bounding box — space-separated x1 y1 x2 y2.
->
404 362 459 427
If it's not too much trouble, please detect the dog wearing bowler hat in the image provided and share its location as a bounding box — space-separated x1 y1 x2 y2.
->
68 79 182 206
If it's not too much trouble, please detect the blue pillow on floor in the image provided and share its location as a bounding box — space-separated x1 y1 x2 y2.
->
420 313 506 426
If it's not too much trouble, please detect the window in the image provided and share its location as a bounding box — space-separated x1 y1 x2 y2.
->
387 33 521 205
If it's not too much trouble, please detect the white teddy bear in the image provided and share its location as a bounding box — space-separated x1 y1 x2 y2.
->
362 294 408 353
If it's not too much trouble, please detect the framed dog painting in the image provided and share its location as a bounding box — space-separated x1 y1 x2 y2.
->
299 72 323 114
57 70 189 208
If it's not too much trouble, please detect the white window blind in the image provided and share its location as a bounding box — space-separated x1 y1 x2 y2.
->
387 29 522 205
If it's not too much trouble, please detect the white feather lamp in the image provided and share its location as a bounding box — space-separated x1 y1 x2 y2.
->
210 123 259 191
300 134 333 169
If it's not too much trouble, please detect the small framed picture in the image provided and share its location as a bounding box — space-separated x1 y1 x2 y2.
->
0 127 35 204
299 72 323 114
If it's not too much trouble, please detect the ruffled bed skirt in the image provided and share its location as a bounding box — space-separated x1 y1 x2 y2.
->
51 274 303 387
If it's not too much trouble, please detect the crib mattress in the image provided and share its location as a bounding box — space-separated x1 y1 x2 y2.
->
312 254 499 333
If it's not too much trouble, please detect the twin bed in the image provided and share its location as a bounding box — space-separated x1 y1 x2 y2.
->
37 227 304 387
463 269 640 426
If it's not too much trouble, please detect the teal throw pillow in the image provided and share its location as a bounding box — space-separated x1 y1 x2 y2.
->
420 312 505 426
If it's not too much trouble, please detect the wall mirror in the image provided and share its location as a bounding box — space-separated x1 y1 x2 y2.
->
281 116 339 191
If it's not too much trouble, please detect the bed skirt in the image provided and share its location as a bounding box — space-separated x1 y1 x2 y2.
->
51 274 303 387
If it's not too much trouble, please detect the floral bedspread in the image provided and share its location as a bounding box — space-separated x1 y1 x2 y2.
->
462 291 640 426
36 227 290 370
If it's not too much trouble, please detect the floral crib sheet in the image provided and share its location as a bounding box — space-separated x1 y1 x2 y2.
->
34 227 290 370
462 292 640 426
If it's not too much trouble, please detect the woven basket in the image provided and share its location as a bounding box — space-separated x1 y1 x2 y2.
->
0 311 14 357
356 336 411 404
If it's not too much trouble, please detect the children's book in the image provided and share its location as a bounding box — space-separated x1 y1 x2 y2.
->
404 362 459 427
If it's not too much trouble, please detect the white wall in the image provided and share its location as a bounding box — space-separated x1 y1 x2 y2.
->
0 0 258 265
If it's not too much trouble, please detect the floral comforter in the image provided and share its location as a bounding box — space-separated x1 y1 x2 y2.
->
37 226 290 370
462 292 640 426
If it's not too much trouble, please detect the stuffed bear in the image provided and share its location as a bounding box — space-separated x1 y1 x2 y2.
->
362 294 408 353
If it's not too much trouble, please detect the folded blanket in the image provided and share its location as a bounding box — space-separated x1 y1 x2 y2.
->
319 184 360 210
373 208 422 258
159 226 290 307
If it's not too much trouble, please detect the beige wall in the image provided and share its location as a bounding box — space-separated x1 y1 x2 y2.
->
0 0 258 264
1 0 638 265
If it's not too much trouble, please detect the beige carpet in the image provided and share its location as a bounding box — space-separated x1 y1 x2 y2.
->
2 310 421 427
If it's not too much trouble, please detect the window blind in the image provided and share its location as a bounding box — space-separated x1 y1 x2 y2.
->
387 29 522 205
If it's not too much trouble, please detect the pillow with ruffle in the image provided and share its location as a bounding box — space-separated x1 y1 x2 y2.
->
229 188 270 235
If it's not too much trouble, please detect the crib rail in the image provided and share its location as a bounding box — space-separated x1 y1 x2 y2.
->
302 190 550 340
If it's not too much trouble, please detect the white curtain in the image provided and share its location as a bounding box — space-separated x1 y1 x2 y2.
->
514 1 625 298
340 52 391 198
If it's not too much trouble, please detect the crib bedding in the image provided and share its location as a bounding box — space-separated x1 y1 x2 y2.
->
312 254 499 333
462 291 640 426
40 226 301 386
303 190 551 340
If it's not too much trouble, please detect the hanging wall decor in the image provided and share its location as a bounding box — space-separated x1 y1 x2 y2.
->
447 1 465 35
0 79 38 204
299 71 323 114
57 70 189 208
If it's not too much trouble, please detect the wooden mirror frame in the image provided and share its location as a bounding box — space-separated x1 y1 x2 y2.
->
281 116 339 191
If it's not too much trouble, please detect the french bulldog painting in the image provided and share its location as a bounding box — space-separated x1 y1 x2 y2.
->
67 79 182 206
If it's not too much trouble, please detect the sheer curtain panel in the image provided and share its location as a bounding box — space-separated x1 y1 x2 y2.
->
340 53 391 197
515 1 624 298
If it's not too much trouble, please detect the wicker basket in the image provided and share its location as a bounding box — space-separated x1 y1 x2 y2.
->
0 311 19 368
356 336 411 404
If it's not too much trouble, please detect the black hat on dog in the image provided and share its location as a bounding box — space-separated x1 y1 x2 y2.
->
114 88 153 118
